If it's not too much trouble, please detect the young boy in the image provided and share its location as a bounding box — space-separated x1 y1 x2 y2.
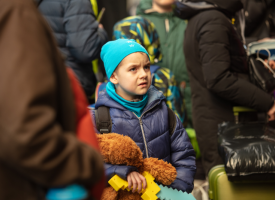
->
93 39 196 194
112 16 187 126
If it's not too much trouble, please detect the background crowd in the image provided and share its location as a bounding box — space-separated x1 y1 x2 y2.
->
1 0 275 199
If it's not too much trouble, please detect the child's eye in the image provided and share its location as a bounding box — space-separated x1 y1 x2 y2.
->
130 67 136 72
144 65 150 70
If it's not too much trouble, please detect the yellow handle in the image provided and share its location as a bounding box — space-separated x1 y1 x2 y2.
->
233 107 256 116
90 0 98 17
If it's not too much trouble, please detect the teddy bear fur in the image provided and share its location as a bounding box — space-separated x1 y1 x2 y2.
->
97 133 177 200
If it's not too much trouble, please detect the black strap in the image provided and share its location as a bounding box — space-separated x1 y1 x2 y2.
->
95 106 112 134
95 106 177 136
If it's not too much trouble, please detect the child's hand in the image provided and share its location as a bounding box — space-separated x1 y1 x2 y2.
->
127 171 147 193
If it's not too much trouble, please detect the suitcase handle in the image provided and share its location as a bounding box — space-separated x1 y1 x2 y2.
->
233 107 256 123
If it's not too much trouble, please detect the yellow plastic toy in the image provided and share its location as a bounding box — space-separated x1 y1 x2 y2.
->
108 171 160 200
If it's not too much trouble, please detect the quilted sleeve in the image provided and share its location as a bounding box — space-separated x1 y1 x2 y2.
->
170 116 196 193
105 163 138 181
64 0 108 63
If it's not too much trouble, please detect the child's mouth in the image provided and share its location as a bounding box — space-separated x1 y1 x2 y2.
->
138 82 147 87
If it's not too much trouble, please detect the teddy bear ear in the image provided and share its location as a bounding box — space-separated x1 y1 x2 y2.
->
101 187 118 200
97 133 144 169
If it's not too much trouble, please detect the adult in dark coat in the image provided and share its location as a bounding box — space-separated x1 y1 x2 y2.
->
37 0 108 103
0 0 104 199
175 0 275 175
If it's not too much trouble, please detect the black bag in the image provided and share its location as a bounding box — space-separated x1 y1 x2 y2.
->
218 121 275 182
249 48 275 93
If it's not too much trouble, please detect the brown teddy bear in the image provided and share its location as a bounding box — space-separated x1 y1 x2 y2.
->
96 133 177 200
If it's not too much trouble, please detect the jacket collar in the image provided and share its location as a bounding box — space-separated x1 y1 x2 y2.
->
95 85 165 115
143 9 175 18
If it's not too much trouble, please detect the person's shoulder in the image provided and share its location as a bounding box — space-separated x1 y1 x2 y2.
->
0 0 48 28
194 9 229 24
0 0 35 9
67 0 93 8
147 85 166 101
146 86 166 111
189 9 231 34
95 89 110 106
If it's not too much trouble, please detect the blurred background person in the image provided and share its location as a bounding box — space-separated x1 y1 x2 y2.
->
136 0 193 128
0 0 105 199
37 0 108 104
175 0 275 178
97 0 128 39
127 0 141 16
241 0 275 44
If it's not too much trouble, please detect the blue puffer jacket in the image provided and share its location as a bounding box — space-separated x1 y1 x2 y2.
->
36 0 108 100
92 86 196 193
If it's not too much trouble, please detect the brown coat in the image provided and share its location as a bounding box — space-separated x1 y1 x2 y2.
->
0 0 103 199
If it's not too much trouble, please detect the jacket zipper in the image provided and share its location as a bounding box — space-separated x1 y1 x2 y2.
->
132 102 159 158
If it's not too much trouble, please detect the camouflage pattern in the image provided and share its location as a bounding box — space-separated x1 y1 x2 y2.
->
113 16 162 64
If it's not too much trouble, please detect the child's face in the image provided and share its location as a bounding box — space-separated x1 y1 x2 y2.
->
153 0 175 7
110 52 151 101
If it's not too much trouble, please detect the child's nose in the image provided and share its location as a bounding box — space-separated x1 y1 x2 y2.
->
139 69 148 79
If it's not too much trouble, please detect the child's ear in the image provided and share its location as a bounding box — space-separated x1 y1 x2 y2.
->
110 73 119 84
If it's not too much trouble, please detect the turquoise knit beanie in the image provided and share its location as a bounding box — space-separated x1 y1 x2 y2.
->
100 39 150 79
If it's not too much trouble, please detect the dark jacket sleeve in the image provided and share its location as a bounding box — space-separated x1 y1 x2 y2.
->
105 163 138 181
0 2 103 188
64 0 108 63
91 110 138 181
198 17 274 112
170 116 196 193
